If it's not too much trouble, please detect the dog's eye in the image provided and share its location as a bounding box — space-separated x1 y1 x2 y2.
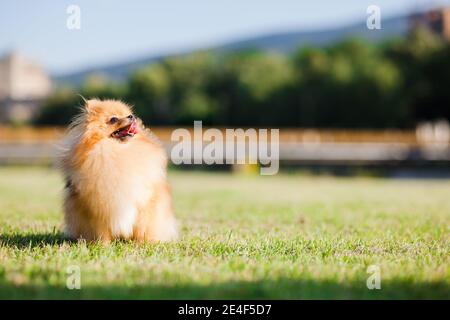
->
109 117 119 124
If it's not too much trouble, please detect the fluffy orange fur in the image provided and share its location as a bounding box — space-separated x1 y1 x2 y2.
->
60 99 178 243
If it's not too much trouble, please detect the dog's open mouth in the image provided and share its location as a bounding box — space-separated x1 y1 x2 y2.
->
112 120 138 140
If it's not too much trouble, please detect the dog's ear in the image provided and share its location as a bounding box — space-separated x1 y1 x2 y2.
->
82 98 99 114
76 94 92 113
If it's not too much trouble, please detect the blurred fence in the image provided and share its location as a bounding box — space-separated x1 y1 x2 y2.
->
0 126 449 166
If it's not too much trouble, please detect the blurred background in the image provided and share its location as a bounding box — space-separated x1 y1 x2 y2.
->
1 0 450 177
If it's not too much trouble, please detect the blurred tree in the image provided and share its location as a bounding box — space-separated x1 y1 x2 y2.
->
127 63 171 124
215 51 294 126
421 45 450 121
127 51 218 125
385 26 449 122
293 39 405 128
177 91 218 124
35 33 450 128
34 75 126 125
33 87 80 125
80 73 127 100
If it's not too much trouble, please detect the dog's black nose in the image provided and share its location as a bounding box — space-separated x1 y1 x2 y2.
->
127 114 134 120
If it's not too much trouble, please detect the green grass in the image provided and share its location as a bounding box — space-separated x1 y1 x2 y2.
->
0 166 449 299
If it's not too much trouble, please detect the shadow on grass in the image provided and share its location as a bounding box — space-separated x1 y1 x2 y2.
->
0 232 74 248
0 278 448 299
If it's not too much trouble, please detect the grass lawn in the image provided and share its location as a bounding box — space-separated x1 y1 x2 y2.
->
0 166 448 299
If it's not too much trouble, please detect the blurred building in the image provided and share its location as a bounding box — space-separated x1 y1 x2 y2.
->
0 52 51 123
410 7 450 40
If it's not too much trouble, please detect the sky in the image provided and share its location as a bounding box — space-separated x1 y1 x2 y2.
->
0 0 448 75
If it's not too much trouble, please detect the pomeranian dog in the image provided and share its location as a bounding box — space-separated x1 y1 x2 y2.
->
59 98 178 243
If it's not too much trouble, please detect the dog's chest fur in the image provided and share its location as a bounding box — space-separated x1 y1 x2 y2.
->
73 138 165 238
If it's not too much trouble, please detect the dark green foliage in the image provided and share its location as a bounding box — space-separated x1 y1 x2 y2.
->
34 74 127 126
35 30 450 128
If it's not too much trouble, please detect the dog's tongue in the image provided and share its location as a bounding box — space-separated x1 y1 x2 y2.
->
127 121 138 135
118 121 138 137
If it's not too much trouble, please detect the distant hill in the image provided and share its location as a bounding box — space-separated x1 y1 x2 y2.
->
53 14 410 86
